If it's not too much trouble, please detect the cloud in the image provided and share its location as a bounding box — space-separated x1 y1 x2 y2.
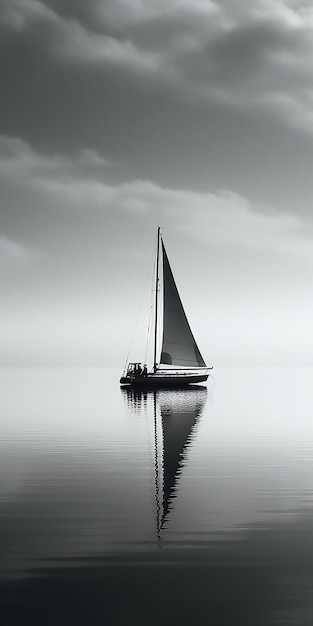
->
0 0 313 130
3 1 313 133
93 0 220 29
112 181 313 263
0 0 52 31
1 134 313 367
0 235 37 265
0 0 162 75
0 136 111 186
1 136 313 266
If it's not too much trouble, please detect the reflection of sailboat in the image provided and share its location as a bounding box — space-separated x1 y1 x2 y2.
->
121 386 207 532
122 386 149 415
120 228 212 387
159 387 207 528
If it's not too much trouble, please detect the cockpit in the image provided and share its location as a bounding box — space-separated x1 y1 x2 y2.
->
126 363 148 377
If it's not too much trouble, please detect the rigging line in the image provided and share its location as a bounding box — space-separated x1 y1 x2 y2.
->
123 237 157 369
144 293 154 365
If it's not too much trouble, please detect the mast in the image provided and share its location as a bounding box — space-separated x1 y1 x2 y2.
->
153 227 160 372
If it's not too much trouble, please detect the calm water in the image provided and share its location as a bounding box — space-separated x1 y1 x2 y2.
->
1 366 313 625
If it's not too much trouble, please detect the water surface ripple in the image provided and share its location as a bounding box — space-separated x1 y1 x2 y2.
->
1 366 313 624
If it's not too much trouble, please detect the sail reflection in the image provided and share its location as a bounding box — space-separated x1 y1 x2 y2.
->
121 386 207 534
159 387 207 528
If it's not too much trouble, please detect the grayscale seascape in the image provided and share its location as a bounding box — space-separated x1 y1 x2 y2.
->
1 366 313 625
3 1 313 624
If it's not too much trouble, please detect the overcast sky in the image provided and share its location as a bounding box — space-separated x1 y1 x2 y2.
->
2 0 313 366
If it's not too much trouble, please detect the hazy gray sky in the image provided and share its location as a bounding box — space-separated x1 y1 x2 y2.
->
2 0 313 366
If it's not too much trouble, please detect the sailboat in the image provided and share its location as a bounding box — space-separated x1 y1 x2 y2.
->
120 227 212 388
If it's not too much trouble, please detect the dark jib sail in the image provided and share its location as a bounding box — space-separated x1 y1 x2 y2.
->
160 241 206 368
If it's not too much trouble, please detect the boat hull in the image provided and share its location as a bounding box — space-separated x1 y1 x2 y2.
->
120 373 209 388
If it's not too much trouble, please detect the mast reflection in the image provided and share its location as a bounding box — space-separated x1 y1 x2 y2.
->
121 386 207 535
